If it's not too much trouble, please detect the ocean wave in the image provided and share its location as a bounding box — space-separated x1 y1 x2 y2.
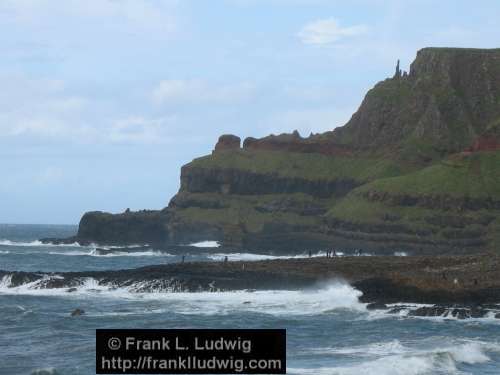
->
0 250 9 254
0 239 81 247
365 303 500 323
47 249 171 257
204 251 347 261
187 241 221 248
296 338 500 375
30 368 61 375
289 355 453 375
310 339 407 356
0 277 365 315
205 252 285 261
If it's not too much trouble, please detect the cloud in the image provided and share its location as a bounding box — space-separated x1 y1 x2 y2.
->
0 0 179 66
298 18 367 45
0 74 188 145
107 116 182 144
152 80 256 105
0 0 178 37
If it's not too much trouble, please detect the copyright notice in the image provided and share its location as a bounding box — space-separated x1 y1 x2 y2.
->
96 329 286 374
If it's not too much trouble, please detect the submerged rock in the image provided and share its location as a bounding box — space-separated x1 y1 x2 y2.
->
407 305 489 319
71 308 85 317
408 306 447 317
366 302 387 310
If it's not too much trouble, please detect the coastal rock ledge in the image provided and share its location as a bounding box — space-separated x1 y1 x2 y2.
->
2 254 500 318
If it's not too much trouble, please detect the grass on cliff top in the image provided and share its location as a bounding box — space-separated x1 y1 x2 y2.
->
189 150 406 182
327 192 435 225
356 151 500 199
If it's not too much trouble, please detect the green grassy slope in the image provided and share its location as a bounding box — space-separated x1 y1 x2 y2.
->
326 151 500 251
357 151 500 198
189 150 406 182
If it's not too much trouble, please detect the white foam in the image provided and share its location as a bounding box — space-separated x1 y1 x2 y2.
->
0 278 366 315
205 253 283 261
157 283 366 316
289 355 445 375
47 249 171 257
311 340 407 356
297 338 500 375
0 250 9 254
204 251 344 261
90 249 170 257
0 274 13 288
394 251 407 256
188 241 221 248
0 239 81 247
30 368 60 375
446 341 491 364
98 244 146 249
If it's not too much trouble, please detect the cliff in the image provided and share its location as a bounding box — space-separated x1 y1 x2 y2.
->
62 47 500 254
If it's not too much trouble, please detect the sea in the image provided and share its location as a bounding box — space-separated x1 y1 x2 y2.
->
2 224 500 375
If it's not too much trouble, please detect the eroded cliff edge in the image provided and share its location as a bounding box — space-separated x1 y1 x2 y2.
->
55 48 500 254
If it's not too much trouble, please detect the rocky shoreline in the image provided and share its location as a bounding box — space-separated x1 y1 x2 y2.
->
3 253 500 319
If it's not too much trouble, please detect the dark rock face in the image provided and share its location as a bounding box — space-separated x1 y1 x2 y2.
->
255 198 326 216
76 210 169 245
335 48 500 153
214 134 241 152
363 190 500 211
467 136 500 152
180 166 359 198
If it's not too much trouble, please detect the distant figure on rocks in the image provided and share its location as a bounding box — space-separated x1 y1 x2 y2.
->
181 255 185 263
309 250 312 258
224 256 228 263
333 249 337 257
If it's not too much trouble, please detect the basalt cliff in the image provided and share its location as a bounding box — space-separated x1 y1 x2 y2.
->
51 48 500 254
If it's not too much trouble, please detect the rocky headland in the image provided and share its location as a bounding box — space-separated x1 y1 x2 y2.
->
44 47 500 254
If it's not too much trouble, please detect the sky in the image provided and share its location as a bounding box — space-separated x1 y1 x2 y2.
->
1 0 499 224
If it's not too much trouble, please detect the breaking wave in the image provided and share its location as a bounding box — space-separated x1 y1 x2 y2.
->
0 276 365 316
292 339 500 375
204 251 346 261
47 249 170 257
187 241 221 248
365 303 500 323
0 239 81 247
